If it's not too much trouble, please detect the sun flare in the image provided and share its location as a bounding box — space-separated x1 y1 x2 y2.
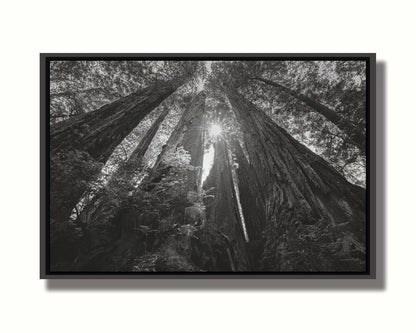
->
208 123 222 138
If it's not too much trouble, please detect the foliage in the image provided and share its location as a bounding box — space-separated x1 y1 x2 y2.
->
49 149 104 270
50 60 202 123
50 149 103 222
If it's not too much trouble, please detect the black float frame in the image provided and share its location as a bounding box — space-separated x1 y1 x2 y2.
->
40 53 376 279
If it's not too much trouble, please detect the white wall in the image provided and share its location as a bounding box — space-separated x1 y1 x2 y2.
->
0 1 414 332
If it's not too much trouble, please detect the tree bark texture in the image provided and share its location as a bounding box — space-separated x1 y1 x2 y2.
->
225 87 366 272
231 139 267 267
128 106 170 164
203 138 250 271
146 92 206 194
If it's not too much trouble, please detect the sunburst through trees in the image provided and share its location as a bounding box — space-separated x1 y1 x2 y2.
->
48 58 367 273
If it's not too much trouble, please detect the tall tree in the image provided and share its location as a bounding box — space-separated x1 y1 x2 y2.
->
212 60 366 186
145 92 206 194
50 73 194 225
119 105 171 177
78 106 171 228
252 77 366 152
51 77 191 161
138 92 207 271
203 138 250 271
224 86 366 272
77 92 207 272
231 139 266 267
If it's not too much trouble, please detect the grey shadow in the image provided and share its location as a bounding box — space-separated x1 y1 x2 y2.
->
45 62 386 292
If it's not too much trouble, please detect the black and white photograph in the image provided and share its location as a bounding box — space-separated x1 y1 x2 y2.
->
42 55 372 275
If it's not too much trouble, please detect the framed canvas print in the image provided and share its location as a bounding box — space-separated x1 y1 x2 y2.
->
40 54 376 278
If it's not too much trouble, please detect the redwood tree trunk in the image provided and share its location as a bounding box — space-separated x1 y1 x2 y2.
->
146 92 206 193
90 92 207 272
203 138 250 271
79 106 171 227
253 77 366 153
128 107 170 163
51 78 188 162
50 77 189 225
225 86 366 272
231 139 266 267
